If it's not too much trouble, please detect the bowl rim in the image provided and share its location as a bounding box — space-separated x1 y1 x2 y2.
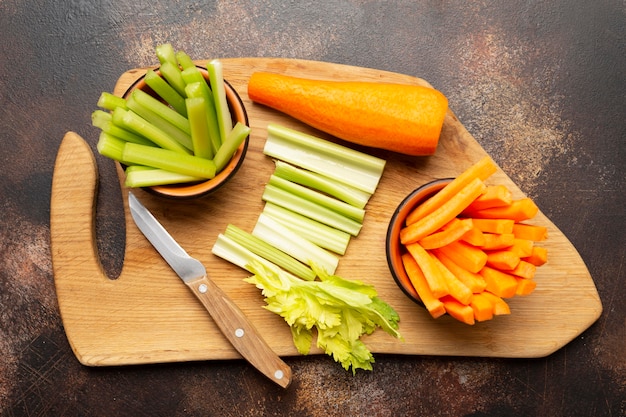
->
385 178 454 305
122 66 249 199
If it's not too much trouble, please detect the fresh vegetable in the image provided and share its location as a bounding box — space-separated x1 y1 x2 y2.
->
248 72 449 156
396 158 549 324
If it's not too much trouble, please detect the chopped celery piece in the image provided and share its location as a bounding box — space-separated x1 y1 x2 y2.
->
122 142 216 179
130 88 191 134
273 160 371 209
155 43 178 67
252 213 339 275
185 81 221 155
213 122 250 172
97 92 127 111
92 110 155 146
127 94 193 151
225 224 315 281
264 124 386 194
97 132 127 162
175 50 195 70
207 59 232 142
268 175 365 222
159 61 187 98
262 184 362 236
115 108 191 154
263 203 350 255
124 166 203 187
145 69 187 116
186 97 214 159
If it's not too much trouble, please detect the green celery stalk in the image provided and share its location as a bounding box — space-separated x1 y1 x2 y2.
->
225 224 316 281
268 175 365 222
130 88 191 134
97 132 127 162
124 166 203 187
262 202 351 255
185 81 221 155
115 108 191 154
122 142 216 179
144 69 187 116
92 110 155 146
126 94 193 151
207 59 232 143
264 124 386 194
262 184 362 236
252 213 338 275
213 122 250 172
273 160 371 209
97 92 127 111
185 96 213 159
175 50 195 70
158 61 187 98
155 43 178 67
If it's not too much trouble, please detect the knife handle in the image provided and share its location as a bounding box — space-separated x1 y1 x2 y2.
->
185 275 292 388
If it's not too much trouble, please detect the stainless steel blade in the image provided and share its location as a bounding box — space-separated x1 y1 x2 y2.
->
128 192 205 283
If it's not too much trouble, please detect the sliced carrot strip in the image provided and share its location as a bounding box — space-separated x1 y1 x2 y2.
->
479 233 515 250
437 240 488 273
512 223 547 241
514 277 537 295
463 184 512 212
406 156 497 223
508 260 536 279
401 178 486 244
405 243 449 298
470 218 515 234
418 218 473 249
523 246 548 266
465 198 539 222
481 291 511 315
401 253 446 318
430 252 473 305
509 238 534 258
479 266 518 298
441 296 475 325
470 293 495 322
460 225 486 247
485 250 521 270
432 249 487 293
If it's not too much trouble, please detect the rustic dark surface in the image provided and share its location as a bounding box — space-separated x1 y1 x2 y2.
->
1 1 624 416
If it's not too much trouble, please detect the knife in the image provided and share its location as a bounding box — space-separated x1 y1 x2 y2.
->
128 192 292 388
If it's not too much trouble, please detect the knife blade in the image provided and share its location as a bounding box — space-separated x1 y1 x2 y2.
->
128 192 291 388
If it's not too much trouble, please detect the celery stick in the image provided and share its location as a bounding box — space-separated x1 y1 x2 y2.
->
268 175 365 222
122 142 216 179
185 81 221 155
97 132 127 162
145 69 187 116
186 97 213 159
264 124 386 194
159 61 187 98
262 184 362 236
273 160 371 209
263 203 351 255
115 108 191 154
225 224 315 281
92 110 155 146
207 59 232 142
155 43 178 67
124 166 203 187
97 92 127 111
126 95 193 151
130 88 191 134
213 122 250 172
252 213 338 275
175 50 195 70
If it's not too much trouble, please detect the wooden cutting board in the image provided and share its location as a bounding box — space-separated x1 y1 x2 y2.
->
50 58 602 367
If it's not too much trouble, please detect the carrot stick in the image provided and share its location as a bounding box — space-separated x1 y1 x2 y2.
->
512 223 547 241
470 218 515 234
406 156 497 223
479 266 518 298
479 233 515 250
430 252 473 305
418 218 473 249
401 253 446 318
514 277 537 295
523 246 548 266
401 178 486 244
441 296 475 325
461 225 486 247
463 184 512 212
469 293 495 322
485 250 521 270
432 249 487 293
481 291 511 315
437 240 488 274
405 243 449 298
465 198 539 222
509 238 534 258
508 260 536 279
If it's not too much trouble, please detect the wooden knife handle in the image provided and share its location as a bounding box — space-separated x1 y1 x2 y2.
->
185 275 292 388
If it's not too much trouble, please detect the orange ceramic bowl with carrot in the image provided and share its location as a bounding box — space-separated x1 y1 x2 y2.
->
122 67 249 199
385 178 453 305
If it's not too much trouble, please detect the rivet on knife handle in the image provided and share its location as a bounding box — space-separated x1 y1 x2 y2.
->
186 275 292 388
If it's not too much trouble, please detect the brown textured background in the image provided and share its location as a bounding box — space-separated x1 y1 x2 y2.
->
1 1 624 416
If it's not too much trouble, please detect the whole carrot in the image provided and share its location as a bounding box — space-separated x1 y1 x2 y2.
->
248 72 449 156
